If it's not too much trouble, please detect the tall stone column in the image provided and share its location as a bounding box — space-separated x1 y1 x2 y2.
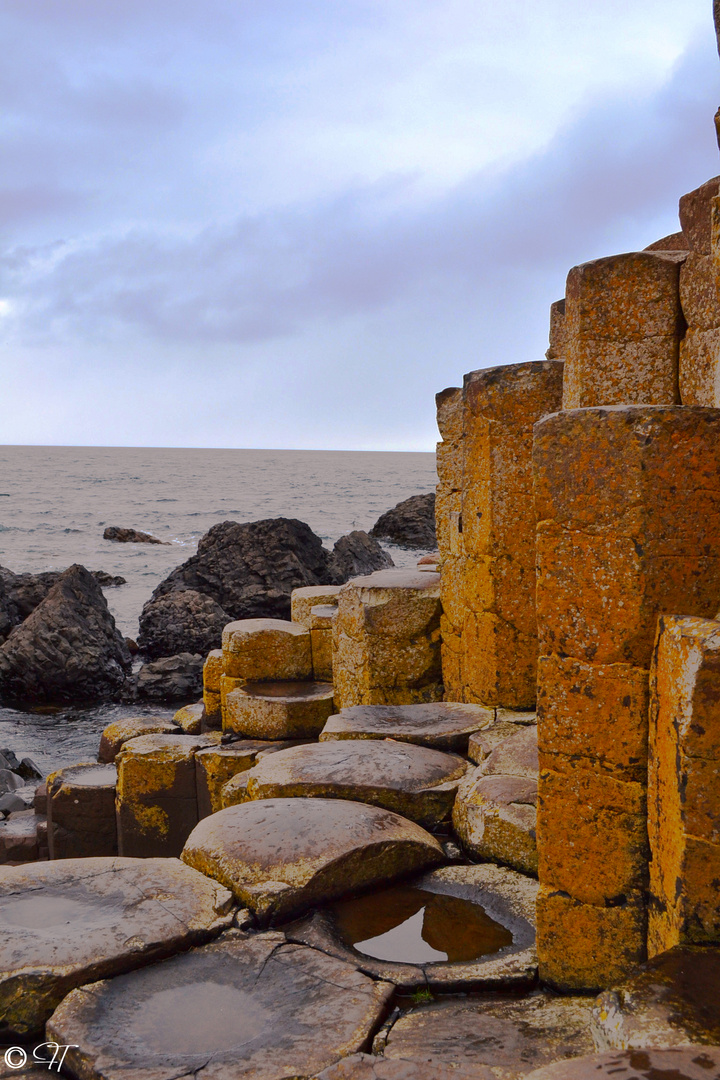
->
436 361 563 708
648 614 720 956
534 405 720 991
562 251 684 410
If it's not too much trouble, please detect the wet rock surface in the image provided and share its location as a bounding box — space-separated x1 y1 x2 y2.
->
182 796 445 922
592 946 720 1049
381 992 596 1079
286 863 538 991
524 1048 720 1080
245 739 468 826
317 1054 489 1080
103 526 168 544
370 493 437 549
321 702 495 754
137 589 230 660
0 564 131 706
0 856 233 1038
136 652 204 702
47 930 393 1080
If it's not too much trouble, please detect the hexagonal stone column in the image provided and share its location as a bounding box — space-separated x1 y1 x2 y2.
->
436 361 563 708
244 739 468 826
182 797 444 922
648 615 720 955
47 932 392 1080
332 569 442 708
534 405 720 991
47 763 118 859
221 619 312 681
195 740 278 817
202 648 223 726
116 734 216 858
681 177 720 406
224 680 335 739
98 717 180 763
0 856 232 1038
562 251 685 409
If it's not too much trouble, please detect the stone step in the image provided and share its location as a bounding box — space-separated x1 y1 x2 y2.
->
243 738 469 827
320 701 494 754
224 679 335 740
47 763 118 860
0 808 43 864
182 796 445 923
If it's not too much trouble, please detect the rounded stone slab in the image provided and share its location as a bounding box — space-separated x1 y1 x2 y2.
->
524 1048 720 1080
382 993 596 1079
317 1053 490 1080
0 856 233 1038
245 739 468 826
47 930 394 1080
286 863 538 991
224 679 335 739
182 797 445 923
320 702 495 754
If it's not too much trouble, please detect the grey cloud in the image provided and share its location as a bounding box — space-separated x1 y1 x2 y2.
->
2 35 719 348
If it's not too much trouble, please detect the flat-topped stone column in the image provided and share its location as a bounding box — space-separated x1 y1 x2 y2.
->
332 568 442 708
47 763 118 859
648 615 720 955
436 361 563 708
678 177 720 407
562 251 685 409
534 405 720 991
202 649 223 727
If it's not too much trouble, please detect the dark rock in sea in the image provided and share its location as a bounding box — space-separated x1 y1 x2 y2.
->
103 526 169 545
136 653 205 702
327 530 394 583
370 492 437 549
91 571 127 587
0 566 127 642
137 590 230 660
151 518 335 622
124 637 140 655
0 564 132 707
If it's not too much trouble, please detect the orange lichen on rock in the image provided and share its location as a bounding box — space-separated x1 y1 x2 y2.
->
648 614 720 956
435 361 563 708
562 252 685 410
534 405 720 990
332 568 443 708
678 178 720 405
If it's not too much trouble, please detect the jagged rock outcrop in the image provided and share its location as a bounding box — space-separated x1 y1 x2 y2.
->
149 518 334 622
136 653 205 702
103 526 168 544
137 590 230 659
0 565 132 706
327 530 393 583
0 566 125 643
370 493 436 549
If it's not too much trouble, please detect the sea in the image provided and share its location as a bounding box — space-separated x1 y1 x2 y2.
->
0 445 437 775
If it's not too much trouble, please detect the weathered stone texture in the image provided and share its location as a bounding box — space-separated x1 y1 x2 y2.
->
195 741 276 817
116 734 216 858
562 252 685 410
290 585 341 627
182 797 444 922
47 763 118 859
436 361 563 708
221 618 311 682
679 176 720 254
223 680 335 739
648 616 720 956
98 718 180 764
202 648 223 723
546 298 566 360
534 405 720 991
333 569 442 708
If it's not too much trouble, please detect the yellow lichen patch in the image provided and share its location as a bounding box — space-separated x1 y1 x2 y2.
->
203 649 224 694
221 619 312 681
290 586 341 628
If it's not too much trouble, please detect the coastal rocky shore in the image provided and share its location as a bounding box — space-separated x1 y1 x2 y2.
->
5 35 720 1080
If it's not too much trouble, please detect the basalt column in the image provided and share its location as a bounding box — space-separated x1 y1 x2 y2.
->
534 405 720 991
436 361 563 708
648 615 720 955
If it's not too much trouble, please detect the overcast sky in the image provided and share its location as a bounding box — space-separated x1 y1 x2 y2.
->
1 0 719 450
